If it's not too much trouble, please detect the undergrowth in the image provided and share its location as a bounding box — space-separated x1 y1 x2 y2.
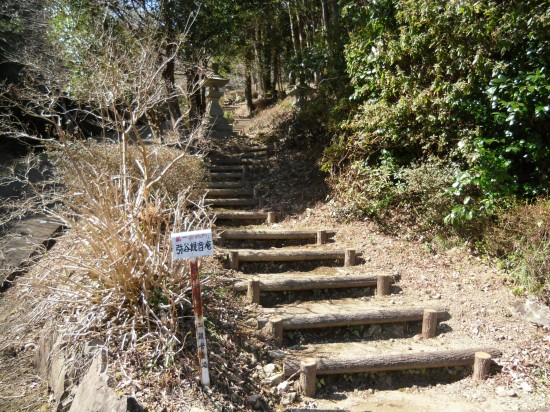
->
483 200 550 303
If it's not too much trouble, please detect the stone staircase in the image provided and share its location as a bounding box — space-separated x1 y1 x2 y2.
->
208 134 501 402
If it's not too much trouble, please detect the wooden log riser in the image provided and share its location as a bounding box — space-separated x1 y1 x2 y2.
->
283 347 502 377
221 231 330 241
208 173 244 179
208 166 246 172
233 274 396 292
206 199 259 207
207 182 245 189
207 189 254 198
281 309 450 331
230 249 356 264
215 212 269 220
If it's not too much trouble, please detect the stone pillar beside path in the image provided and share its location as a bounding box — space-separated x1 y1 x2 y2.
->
201 63 233 138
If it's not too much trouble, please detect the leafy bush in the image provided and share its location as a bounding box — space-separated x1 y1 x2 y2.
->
330 157 457 236
327 0 549 223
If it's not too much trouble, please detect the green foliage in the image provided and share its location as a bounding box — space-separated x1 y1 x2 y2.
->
330 156 457 235
326 0 549 225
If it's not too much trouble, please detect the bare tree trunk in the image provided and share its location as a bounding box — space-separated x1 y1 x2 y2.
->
287 1 299 58
187 67 202 130
245 63 254 114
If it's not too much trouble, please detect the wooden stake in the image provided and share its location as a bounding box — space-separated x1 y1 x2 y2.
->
316 230 327 245
267 316 284 347
247 278 261 304
344 249 356 267
377 275 391 296
473 352 492 381
422 309 438 339
300 358 317 397
229 250 239 270
189 258 210 387
267 212 277 224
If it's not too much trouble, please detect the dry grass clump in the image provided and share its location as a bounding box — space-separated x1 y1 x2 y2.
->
484 200 550 303
53 141 207 201
244 99 296 142
40 137 212 365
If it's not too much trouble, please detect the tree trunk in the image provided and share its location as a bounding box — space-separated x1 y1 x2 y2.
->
245 65 254 114
187 67 203 130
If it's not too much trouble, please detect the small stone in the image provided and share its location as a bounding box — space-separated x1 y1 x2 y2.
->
366 388 374 394
433 293 442 300
247 394 264 410
520 382 533 393
263 363 277 375
277 380 290 393
268 349 287 360
262 373 284 387
496 386 517 397
413 334 422 341
281 391 297 405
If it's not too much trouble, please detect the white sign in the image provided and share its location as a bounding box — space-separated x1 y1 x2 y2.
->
171 229 214 260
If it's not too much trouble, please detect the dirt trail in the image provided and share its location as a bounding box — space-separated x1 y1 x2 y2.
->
210 131 549 411
0 124 548 411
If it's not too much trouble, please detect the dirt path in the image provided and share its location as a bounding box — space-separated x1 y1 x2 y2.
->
211 134 549 411
0 128 548 411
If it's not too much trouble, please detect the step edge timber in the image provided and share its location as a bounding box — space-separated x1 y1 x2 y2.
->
233 273 396 292
258 307 450 330
220 229 337 240
207 172 244 178
206 189 254 197
285 307 450 330
205 198 258 206
231 249 349 262
207 182 244 189
282 347 502 376
215 211 269 220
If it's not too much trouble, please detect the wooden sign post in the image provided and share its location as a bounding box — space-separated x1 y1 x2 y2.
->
171 229 213 387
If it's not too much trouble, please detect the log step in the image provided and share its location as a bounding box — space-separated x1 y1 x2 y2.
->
282 346 502 377
262 307 450 331
241 145 269 152
211 158 264 166
208 165 245 172
206 189 254 198
234 272 397 292
207 182 244 189
229 249 357 269
205 198 258 207
208 172 244 180
220 229 336 242
215 211 276 223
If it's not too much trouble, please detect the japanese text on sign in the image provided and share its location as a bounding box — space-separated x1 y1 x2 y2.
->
171 229 214 260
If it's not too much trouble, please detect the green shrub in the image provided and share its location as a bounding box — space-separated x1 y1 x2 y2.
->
330 157 458 236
